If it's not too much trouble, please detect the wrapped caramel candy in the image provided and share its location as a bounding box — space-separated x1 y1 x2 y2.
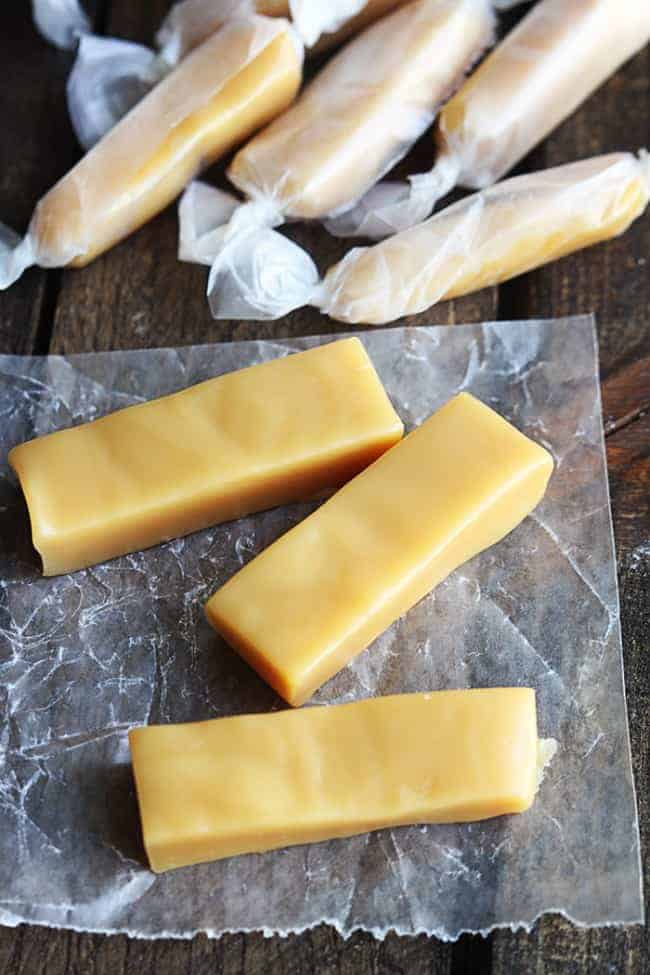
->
328 0 650 238
0 17 302 288
178 0 495 269
203 151 650 324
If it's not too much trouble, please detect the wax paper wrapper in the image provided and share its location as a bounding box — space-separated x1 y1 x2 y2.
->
0 317 643 940
184 0 495 282
326 0 650 240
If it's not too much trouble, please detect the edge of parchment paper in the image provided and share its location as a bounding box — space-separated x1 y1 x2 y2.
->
0 902 645 943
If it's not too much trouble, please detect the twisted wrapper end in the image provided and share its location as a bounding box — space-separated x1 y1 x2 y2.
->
0 225 36 290
325 153 461 240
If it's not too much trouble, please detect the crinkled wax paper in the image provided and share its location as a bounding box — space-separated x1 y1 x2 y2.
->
0 316 643 940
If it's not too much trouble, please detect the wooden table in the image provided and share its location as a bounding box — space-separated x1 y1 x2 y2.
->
0 3 648 972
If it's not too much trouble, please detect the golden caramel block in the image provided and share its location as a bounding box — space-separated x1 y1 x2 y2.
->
319 152 650 324
130 688 544 872
30 16 302 270
9 339 403 576
206 393 552 706
227 0 494 220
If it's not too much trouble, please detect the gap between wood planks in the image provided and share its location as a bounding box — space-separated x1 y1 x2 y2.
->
32 272 61 356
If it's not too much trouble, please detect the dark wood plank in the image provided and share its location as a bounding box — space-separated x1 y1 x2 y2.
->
491 38 650 975
607 413 650 558
601 356 650 557
0 4 82 354
0 923 457 975
601 356 650 435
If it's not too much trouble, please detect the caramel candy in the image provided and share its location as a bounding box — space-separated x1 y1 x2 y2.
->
318 153 650 323
227 0 494 221
214 151 649 323
327 0 650 238
9 339 403 575
206 393 552 705
130 688 546 872
0 17 302 287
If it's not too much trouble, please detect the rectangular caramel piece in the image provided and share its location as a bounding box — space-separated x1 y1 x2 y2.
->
130 687 541 872
206 393 553 705
9 339 403 575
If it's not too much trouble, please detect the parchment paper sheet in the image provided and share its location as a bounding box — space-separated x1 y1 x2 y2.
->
0 317 643 940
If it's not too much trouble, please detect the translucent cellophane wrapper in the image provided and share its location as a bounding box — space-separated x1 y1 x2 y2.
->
205 152 650 323
31 0 90 50
230 0 493 217
0 16 302 290
0 318 643 939
35 1 285 150
65 35 166 153
329 0 650 239
157 0 417 56
43 0 410 149
175 0 495 271
156 1 289 64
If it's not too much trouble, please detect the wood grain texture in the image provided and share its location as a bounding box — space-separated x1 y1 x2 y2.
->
0 925 458 975
0 0 648 972
0 4 79 354
607 414 650 557
602 357 650 435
